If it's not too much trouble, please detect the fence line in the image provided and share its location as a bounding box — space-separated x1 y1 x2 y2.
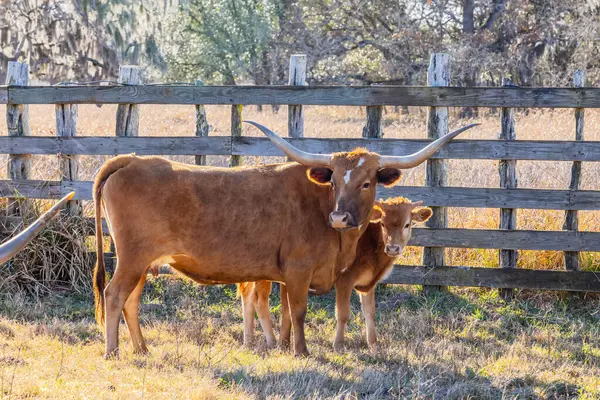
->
2 54 600 293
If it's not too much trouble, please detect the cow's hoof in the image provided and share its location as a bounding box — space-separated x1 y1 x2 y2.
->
294 349 310 358
333 341 345 353
132 346 149 355
104 349 119 360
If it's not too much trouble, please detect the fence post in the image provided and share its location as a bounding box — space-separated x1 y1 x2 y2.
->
563 70 586 279
5 61 31 216
55 98 80 216
195 79 210 166
422 53 450 292
363 105 383 138
116 66 141 136
288 54 306 138
230 105 242 167
499 77 518 300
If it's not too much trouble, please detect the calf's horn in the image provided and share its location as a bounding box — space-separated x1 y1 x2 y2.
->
0 192 75 264
379 123 480 169
244 121 332 166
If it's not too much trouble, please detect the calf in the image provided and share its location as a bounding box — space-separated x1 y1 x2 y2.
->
239 197 431 351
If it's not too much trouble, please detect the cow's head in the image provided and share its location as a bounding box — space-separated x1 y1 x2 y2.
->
245 121 476 232
370 197 432 256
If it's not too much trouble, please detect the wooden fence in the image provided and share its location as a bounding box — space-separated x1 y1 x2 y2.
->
3 54 600 295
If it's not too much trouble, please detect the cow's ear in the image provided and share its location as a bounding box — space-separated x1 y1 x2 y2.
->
412 207 433 223
371 205 383 222
307 167 333 185
376 168 402 187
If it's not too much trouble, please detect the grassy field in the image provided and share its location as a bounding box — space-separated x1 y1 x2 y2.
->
0 280 599 399
1 105 600 398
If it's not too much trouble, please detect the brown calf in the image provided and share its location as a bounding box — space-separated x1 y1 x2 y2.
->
240 197 431 351
93 122 476 357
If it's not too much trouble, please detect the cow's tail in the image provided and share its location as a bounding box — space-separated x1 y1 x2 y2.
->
93 155 136 327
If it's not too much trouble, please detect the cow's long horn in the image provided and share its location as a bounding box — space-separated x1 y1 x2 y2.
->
0 192 75 264
244 121 331 166
379 123 479 169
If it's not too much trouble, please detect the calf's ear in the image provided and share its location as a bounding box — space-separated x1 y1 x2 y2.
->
412 207 433 223
376 168 402 187
370 205 383 222
307 167 333 185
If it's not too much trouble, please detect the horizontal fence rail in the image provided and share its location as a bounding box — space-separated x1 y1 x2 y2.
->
382 266 600 292
4 85 600 107
5 180 600 211
3 136 600 162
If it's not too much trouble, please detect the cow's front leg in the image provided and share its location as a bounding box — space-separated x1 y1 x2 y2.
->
333 281 353 352
284 272 311 357
359 288 377 349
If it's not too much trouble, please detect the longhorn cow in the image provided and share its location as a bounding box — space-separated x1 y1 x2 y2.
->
93 122 477 357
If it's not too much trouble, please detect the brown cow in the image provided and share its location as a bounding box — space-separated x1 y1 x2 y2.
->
0 192 75 264
238 197 431 351
93 121 477 357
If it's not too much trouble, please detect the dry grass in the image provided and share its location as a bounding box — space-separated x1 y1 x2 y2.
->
0 280 598 399
1 104 599 271
0 199 93 295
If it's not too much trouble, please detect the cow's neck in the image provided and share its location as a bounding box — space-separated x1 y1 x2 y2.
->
336 225 366 274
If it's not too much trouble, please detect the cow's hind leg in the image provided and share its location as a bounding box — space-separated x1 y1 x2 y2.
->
123 272 148 354
104 257 147 358
254 281 276 347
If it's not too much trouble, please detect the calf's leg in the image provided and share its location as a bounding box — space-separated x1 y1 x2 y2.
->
254 281 277 347
240 283 257 346
279 283 292 348
333 282 353 352
359 288 377 348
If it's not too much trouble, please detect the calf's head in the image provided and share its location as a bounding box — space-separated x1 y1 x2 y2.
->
371 197 432 256
245 121 476 232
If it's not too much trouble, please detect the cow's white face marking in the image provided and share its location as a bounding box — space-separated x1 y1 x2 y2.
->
357 157 365 167
344 170 352 184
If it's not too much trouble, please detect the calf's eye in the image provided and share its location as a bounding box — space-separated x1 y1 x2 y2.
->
362 182 370 189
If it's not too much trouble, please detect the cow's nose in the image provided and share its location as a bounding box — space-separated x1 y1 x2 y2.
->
329 211 356 230
385 245 402 256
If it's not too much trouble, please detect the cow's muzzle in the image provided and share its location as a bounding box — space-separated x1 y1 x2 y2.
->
329 211 357 231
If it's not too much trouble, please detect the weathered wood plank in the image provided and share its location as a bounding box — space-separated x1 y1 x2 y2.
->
115 66 141 137
0 86 7 104
379 186 600 210
56 102 81 216
233 137 600 161
564 70 587 272
423 53 450 290
6 62 31 216
363 106 383 138
409 228 600 252
288 55 306 138
5 136 600 161
230 104 242 166
11 85 600 108
5 180 600 211
382 266 600 292
499 77 518 299
0 136 231 155
195 79 210 166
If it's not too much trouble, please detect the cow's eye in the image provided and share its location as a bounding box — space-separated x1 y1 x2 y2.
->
362 182 370 189
405 223 410 229
381 223 385 228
